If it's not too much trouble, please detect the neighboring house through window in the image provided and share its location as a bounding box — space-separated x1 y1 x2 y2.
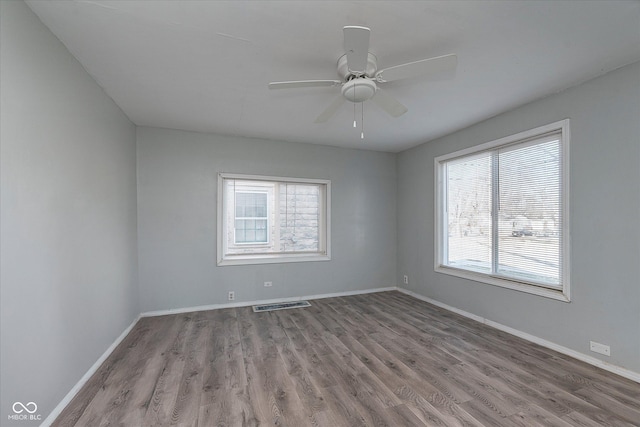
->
234 191 268 244
218 173 331 266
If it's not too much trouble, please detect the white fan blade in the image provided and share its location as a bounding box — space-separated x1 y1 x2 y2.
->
343 26 370 73
376 54 457 82
269 80 342 90
371 88 408 118
314 96 346 123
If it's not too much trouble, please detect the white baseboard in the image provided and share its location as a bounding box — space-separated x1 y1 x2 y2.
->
397 288 640 384
45 284 638 426
42 286 396 425
140 286 397 318
40 314 141 427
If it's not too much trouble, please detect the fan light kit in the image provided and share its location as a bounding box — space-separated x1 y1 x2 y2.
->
269 26 458 139
342 79 376 103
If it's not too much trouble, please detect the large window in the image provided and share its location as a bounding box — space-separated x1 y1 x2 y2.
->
218 173 330 266
435 120 570 301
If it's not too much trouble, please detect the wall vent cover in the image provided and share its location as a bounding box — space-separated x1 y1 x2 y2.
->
252 301 311 313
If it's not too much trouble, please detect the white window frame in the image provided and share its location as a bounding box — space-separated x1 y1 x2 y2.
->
217 173 331 266
434 120 571 301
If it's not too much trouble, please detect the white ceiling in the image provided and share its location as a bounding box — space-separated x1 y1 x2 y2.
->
26 1 640 152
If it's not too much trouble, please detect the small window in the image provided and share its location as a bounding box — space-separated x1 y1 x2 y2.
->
435 120 570 301
218 173 331 266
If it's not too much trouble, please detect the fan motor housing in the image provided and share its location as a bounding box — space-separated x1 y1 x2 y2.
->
337 52 378 80
341 78 377 103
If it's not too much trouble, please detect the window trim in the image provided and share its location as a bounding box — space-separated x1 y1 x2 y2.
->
217 173 331 266
434 119 571 302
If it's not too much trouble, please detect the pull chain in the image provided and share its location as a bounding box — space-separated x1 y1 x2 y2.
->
360 101 365 139
353 102 356 128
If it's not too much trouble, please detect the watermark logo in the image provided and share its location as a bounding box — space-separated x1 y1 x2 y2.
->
12 402 37 414
8 402 41 421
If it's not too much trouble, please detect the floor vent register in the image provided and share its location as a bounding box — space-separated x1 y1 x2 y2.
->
252 301 311 313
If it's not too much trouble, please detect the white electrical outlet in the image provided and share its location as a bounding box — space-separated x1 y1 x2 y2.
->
228 291 235 301
264 281 273 287
590 341 610 356
403 275 409 285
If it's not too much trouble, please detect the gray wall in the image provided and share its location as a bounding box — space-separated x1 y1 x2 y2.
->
137 127 397 312
397 61 640 373
0 1 138 423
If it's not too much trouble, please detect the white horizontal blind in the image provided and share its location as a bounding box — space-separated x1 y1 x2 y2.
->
446 153 492 274
442 130 564 290
497 135 561 286
279 183 321 253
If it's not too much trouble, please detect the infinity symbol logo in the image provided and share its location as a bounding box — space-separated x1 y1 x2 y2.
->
12 401 38 414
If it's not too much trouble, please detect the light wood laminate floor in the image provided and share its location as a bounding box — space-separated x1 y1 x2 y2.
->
52 291 640 426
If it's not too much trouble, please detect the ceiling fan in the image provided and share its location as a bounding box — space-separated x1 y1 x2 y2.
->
268 26 457 124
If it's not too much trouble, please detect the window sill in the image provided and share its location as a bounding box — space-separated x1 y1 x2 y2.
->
218 253 330 266
435 265 570 302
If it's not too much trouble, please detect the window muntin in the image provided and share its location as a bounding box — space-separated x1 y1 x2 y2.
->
218 174 330 266
436 120 570 300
